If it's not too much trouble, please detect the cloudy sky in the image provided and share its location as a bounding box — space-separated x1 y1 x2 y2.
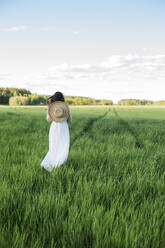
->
0 0 165 103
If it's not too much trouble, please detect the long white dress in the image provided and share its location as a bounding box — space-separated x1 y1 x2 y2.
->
41 105 72 172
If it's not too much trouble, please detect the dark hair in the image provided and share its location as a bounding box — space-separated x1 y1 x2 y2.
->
46 91 65 105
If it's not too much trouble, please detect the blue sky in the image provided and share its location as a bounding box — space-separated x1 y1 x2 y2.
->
0 0 165 102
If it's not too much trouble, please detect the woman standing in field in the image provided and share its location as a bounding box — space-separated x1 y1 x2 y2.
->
41 91 72 172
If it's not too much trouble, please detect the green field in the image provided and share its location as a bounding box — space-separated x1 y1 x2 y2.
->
0 105 165 248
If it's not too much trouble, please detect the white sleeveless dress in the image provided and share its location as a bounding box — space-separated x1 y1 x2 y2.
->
41 120 70 172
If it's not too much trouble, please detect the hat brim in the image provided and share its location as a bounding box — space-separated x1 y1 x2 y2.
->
48 101 69 122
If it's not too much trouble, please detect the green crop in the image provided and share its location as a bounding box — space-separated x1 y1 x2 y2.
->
0 105 165 248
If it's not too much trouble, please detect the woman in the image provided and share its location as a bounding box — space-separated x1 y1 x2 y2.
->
41 91 72 172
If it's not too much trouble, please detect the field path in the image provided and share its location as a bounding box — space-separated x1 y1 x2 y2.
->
70 107 111 148
113 108 144 149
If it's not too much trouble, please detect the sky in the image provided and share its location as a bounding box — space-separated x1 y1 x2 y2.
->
0 0 165 103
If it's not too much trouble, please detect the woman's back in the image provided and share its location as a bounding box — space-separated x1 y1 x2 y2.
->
41 91 72 172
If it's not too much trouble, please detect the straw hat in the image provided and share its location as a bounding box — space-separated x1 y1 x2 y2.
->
48 101 69 122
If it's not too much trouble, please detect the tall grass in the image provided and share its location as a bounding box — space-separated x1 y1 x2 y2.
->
0 106 165 248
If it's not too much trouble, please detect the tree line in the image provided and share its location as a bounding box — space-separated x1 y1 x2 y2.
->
118 99 154 105
0 87 165 106
0 87 113 105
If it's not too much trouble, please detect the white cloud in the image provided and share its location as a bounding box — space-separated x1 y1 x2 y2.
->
44 54 165 81
0 25 26 32
1 54 165 102
72 31 79 35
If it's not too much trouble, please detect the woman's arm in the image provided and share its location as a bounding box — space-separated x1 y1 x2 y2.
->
67 106 72 124
46 108 52 122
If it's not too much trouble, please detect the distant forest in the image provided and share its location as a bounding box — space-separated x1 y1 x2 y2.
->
0 87 113 106
0 87 165 106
